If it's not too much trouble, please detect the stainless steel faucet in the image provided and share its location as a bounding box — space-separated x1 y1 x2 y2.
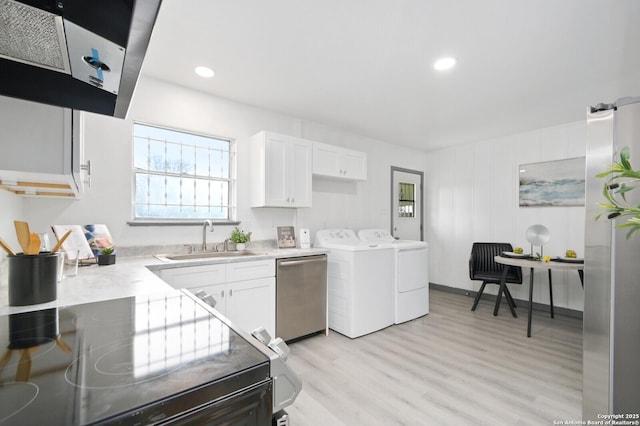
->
202 220 213 251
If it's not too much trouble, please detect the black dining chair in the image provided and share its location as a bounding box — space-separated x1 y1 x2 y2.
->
469 242 523 315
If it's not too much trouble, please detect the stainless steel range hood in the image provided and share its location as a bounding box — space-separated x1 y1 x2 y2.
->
0 0 161 119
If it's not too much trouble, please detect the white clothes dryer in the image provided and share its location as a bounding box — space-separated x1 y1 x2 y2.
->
314 229 394 338
358 229 429 324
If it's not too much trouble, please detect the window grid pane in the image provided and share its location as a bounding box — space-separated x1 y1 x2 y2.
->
133 123 232 220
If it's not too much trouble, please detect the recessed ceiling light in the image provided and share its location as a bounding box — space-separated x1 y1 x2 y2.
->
433 57 457 71
195 66 215 78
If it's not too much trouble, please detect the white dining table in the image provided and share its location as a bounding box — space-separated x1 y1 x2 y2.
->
494 255 584 337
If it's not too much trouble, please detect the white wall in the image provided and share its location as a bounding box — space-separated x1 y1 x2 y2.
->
425 122 586 311
18 76 426 248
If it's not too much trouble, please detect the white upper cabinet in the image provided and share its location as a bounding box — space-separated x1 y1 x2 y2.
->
312 142 367 181
0 96 88 198
251 131 312 208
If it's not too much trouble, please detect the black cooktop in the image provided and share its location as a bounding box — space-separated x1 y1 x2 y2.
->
0 290 269 425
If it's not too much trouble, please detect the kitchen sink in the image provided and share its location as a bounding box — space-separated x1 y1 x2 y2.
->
155 251 269 261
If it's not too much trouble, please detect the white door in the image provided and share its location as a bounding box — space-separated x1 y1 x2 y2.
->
392 168 423 240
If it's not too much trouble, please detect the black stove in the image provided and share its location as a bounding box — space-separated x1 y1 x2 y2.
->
0 289 273 425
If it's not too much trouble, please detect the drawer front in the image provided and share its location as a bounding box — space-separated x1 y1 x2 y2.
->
227 260 275 282
160 264 226 289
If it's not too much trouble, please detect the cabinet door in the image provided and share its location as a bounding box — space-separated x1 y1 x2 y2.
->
226 277 276 337
0 96 86 197
160 264 226 289
288 138 312 207
191 283 227 316
263 134 290 206
312 143 341 178
341 149 367 180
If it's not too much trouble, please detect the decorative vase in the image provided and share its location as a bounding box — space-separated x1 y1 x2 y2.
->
236 243 246 251
98 254 116 265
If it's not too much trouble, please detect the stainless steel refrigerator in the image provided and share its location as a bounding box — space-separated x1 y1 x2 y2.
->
584 96 640 418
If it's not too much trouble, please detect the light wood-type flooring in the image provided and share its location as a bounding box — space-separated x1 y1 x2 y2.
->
286 288 582 426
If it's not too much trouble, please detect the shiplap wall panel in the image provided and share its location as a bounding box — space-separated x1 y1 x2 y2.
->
426 121 586 311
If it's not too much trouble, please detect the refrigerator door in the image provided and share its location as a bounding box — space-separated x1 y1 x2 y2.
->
584 98 640 418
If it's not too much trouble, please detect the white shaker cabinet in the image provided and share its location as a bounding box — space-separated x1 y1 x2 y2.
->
159 260 276 337
312 142 367 181
250 131 312 208
0 96 88 197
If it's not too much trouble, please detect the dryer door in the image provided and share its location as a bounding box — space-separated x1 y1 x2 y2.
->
397 247 428 292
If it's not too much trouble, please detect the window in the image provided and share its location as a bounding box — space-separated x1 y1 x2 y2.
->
133 123 234 220
398 182 415 217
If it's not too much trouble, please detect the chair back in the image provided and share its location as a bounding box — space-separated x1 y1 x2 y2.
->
469 242 523 284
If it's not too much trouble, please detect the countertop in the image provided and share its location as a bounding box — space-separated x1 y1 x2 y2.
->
0 247 327 316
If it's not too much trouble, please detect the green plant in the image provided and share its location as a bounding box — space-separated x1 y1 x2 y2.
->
229 227 251 244
596 146 640 239
100 246 115 255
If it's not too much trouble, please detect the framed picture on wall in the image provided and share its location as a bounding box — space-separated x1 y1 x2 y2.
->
277 226 296 248
519 157 586 206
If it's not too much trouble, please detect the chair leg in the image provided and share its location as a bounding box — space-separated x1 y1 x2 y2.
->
471 282 488 311
548 269 554 319
503 287 518 318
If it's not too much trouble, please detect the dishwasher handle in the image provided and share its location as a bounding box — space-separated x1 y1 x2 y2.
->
277 256 326 267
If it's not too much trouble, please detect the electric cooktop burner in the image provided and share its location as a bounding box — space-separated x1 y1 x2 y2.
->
0 290 270 425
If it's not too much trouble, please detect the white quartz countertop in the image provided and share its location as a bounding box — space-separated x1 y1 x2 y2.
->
0 248 327 316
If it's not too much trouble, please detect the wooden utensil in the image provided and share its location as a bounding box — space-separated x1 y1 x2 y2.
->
16 348 34 382
51 230 72 253
27 233 41 255
0 237 16 256
14 220 30 253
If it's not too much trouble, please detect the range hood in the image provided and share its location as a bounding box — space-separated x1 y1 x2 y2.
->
0 0 162 119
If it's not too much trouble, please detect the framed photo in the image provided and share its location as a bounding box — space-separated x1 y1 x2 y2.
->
519 157 585 206
277 226 296 248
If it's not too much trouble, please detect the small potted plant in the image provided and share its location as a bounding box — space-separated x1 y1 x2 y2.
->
98 246 116 265
229 228 251 250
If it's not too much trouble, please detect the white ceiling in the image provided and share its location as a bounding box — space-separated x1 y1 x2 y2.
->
141 0 640 152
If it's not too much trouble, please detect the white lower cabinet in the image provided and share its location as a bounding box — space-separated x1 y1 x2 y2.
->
224 278 275 337
160 260 276 337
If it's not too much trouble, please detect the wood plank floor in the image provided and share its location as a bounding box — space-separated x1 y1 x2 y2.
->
285 288 583 425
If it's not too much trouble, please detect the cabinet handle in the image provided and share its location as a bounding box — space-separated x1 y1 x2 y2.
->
229 289 233 297
81 160 92 187
291 197 295 203
221 290 224 298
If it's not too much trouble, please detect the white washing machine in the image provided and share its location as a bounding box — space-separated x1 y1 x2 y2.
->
314 229 394 338
358 229 429 324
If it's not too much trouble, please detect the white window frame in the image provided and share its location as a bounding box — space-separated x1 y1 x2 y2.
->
130 122 237 224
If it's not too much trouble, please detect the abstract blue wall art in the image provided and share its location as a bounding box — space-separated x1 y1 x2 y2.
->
519 157 585 207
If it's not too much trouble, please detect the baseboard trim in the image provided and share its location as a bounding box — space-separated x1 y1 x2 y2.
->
429 283 583 319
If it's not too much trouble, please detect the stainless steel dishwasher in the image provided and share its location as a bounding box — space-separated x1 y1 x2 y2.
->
276 255 327 342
